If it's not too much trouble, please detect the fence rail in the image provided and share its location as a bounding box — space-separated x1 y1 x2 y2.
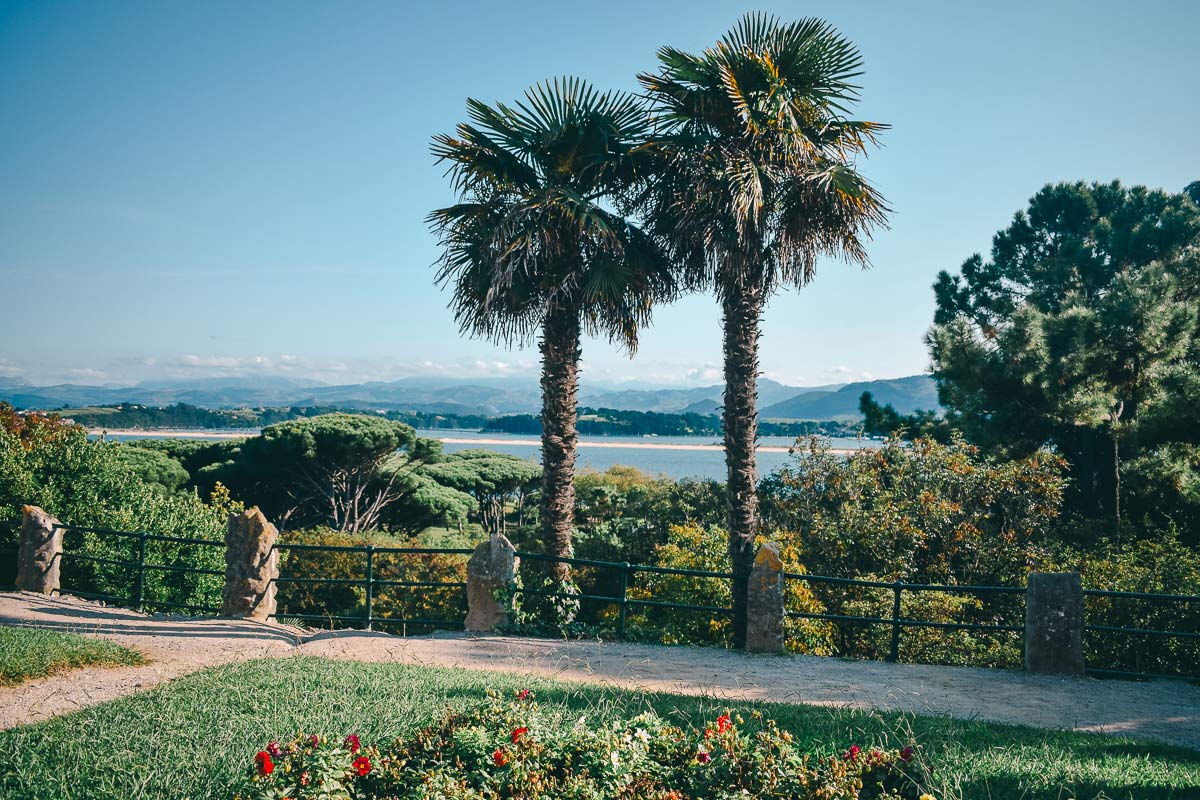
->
4 518 1197 681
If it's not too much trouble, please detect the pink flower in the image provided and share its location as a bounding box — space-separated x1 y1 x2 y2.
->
696 750 711 764
266 741 283 758
842 745 861 762
900 746 914 762
344 734 361 753
300 771 310 786
309 734 320 748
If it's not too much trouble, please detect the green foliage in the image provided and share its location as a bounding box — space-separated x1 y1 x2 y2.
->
275 528 471 630
625 523 832 654
0 404 228 608
214 414 420 533
235 692 930 800
759 437 1064 664
421 450 540 536
858 391 951 443
1054 530 1200 678
112 444 190 494
929 180 1200 536
3 658 1196 800
0 627 145 686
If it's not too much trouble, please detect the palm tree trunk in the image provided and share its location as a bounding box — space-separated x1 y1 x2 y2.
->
539 297 581 582
721 282 762 649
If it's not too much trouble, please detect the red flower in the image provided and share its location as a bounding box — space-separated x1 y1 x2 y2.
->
300 771 310 786
518 689 531 701
900 746 915 762
511 726 529 743
842 745 861 762
254 751 275 776
493 748 509 767
352 756 371 776
344 733 361 753
266 741 283 758
309 734 320 748
696 750 711 764
715 714 732 733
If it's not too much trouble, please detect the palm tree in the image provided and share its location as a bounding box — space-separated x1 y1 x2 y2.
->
430 78 674 581
639 14 889 646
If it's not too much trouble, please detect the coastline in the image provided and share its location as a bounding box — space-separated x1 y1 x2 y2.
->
88 429 854 455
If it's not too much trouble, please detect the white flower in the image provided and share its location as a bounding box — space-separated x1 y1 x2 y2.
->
634 728 650 744
610 751 621 768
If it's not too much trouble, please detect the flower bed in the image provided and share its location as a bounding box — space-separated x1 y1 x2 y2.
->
235 691 933 799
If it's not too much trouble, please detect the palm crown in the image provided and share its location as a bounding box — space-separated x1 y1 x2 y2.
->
638 13 889 293
429 77 673 351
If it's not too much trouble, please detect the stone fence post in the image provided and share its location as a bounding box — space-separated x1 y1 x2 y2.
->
1025 571 1085 675
746 542 786 654
220 508 279 622
465 534 518 632
16 505 64 595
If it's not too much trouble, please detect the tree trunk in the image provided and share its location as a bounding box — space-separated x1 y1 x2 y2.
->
539 298 581 582
722 282 763 649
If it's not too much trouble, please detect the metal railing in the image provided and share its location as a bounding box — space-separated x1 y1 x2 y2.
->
10 519 1198 681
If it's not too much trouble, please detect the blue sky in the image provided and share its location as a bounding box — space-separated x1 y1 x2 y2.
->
1 0 1196 388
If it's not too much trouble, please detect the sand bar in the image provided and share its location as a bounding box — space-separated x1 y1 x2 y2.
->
89 429 855 455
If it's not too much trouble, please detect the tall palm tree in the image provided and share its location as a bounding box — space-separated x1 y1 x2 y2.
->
639 14 889 646
430 78 673 581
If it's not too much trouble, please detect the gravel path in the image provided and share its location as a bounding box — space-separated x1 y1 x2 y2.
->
2 592 1197 750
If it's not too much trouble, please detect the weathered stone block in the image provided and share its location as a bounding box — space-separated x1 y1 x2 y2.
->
746 542 785 654
16 505 63 595
220 507 279 621
1025 571 1085 675
465 534 518 632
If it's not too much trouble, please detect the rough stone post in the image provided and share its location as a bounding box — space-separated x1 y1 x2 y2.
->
1025 572 1085 675
746 541 786 654
465 534 518 632
16 505 64 595
220 508 279 622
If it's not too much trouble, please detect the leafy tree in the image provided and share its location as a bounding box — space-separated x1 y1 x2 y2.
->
638 14 889 645
219 414 426 533
928 181 1200 534
430 78 675 580
858 391 950 442
420 450 540 536
112 445 190 494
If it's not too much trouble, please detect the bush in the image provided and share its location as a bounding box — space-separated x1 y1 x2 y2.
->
625 523 833 654
275 528 471 631
234 691 931 800
0 405 230 610
1052 530 1200 678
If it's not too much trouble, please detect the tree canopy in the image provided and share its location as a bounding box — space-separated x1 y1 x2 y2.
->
928 180 1200 535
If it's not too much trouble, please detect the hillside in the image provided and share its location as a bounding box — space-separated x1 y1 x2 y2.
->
2 374 938 421
761 375 939 421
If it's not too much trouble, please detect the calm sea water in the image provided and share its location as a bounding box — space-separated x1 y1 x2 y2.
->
98 429 879 481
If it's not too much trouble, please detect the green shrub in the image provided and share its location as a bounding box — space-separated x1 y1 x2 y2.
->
234 691 931 800
275 528 471 631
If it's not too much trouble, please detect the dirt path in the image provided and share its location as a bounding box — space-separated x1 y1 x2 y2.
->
2 592 1197 750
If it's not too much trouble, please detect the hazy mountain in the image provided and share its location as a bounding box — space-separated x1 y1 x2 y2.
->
1 374 937 421
761 375 939 420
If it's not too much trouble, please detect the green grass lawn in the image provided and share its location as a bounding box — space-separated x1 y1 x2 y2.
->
0 656 1195 800
0 626 145 686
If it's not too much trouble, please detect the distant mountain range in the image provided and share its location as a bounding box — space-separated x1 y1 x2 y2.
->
0 373 939 421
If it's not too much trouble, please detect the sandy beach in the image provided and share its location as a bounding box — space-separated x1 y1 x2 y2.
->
88 429 856 455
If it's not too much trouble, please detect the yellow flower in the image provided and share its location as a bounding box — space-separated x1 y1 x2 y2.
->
920 795 936 800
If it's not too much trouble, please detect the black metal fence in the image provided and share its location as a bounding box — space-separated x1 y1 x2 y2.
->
6 519 1198 681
